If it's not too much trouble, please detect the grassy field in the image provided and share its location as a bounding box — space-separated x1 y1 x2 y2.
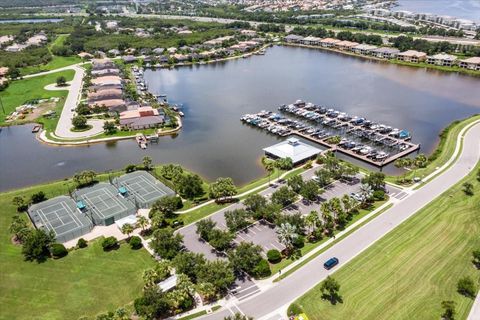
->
20 35 83 75
0 70 75 125
0 181 156 320
293 163 480 320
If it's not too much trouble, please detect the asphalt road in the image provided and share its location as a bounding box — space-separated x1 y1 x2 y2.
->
200 122 480 319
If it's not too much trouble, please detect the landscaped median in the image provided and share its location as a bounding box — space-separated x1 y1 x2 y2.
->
290 162 480 320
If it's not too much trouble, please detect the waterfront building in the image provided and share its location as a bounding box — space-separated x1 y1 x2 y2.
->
122 55 137 63
241 29 257 37
91 68 120 77
427 53 457 67
371 47 400 59
119 106 165 130
283 34 304 43
352 44 378 55
108 49 120 57
263 137 322 165
91 75 123 87
301 36 322 46
320 38 341 48
458 57 480 70
87 88 123 102
397 50 427 63
92 58 116 70
90 98 127 112
335 40 360 51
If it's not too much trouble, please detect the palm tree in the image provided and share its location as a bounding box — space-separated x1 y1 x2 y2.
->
137 215 149 231
261 156 275 185
329 197 343 220
142 268 158 289
121 223 134 240
142 156 153 171
359 184 373 205
305 210 321 236
276 222 298 252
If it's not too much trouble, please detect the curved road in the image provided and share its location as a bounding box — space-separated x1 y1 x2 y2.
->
200 122 480 319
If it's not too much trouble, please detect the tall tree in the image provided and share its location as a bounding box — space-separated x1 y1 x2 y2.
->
320 276 342 304
209 177 237 201
149 228 183 260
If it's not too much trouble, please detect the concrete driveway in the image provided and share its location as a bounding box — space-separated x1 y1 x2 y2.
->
44 66 104 139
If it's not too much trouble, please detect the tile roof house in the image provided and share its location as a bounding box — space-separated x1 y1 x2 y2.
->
397 50 427 63
91 75 122 86
320 38 341 48
458 57 480 70
87 88 123 102
119 106 165 130
371 47 400 59
427 53 457 66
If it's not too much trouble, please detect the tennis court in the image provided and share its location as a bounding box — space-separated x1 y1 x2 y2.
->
113 171 175 207
74 183 136 226
28 196 93 243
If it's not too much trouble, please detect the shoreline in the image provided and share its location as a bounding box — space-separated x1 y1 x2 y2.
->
283 42 480 77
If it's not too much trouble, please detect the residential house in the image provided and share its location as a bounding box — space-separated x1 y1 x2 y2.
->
335 41 359 51
152 48 165 55
92 59 116 70
0 67 9 85
427 53 457 66
108 49 121 57
91 68 119 77
241 29 257 37
397 50 427 63
88 88 123 102
458 57 480 70
371 47 400 59
119 106 164 130
352 44 378 55
122 55 137 63
301 36 322 46
319 38 341 48
91 75 122 86
90 98 126 112
283 34 304 43
78 52 93 60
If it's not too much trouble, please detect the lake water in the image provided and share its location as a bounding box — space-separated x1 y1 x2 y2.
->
0 18 64 24
395 0 480 22
1 46 480 192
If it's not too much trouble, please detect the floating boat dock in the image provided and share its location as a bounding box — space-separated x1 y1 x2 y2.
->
241 101 421 167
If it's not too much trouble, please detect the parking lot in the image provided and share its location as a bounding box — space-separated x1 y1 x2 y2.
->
233 220 285 253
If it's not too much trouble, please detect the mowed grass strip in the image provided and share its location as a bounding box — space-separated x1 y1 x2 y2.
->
294 164 480 320
0 180 156 320
0 70 75 124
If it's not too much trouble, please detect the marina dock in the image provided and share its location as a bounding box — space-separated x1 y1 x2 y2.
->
241 100 421 167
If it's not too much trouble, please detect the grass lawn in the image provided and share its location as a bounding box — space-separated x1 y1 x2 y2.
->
20 35 83 76
20 56 82 76
386 115 480 186
293 163 480 320
0 181 156 320
0 70 75 125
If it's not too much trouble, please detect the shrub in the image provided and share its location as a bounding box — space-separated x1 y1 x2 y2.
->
31 191 47 204
293 235 305 248
102 236 119 251
457 276 476 298
288 303 303 316
129 236 143 249
372 190 386 201
50 243 68 259
77 238 87 248
267 249 282 263
253 259 271 278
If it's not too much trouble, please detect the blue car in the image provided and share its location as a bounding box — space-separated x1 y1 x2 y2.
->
324 257 339 270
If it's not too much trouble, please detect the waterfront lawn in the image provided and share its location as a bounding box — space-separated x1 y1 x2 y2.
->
0 70 75 125
0 182 156 320
386 114 480 186
293 164 480 320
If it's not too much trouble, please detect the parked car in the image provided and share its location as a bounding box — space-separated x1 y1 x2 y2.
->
324 257 339 270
